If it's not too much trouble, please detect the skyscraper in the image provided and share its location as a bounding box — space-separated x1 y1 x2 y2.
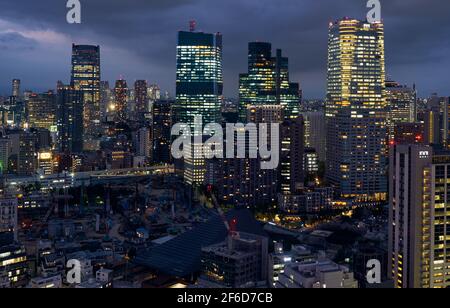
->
100 81 111 120
175 28 223 128
134 80 148 121
239 43 300 120
301 111 326 162
18 131 37 176
326 18 387 204
11 79 20 99
174 25 223 185
386 80 416 141
71 44 101 151
26 91 56 131
56 86 84 153
114 79 128 121
423 95 450 148
280 116 305 194
389 144 450 288
152 99 173 164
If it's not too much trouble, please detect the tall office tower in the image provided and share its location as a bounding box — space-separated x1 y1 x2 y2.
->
0 138 9 174
147 84 161 116
389 144 450 288
386 80 416 141
17 131 37 176
26 91 56 131
56 87 84 153
280 116 305 194
301 111 326 162
100 81 111 119
152 99 173 164
326 18 387 204
134 80 148 121
114 79 128 121
71 44 101 150
239 42 300 120
174 25 223 185
12 79 20 98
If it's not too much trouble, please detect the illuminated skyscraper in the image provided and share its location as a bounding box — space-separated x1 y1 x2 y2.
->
386 80 416 141
174 25 223 185
114 79 128 121
326 18 387 203
134 80 148 121
239 43 300 120
11 79 20 98
26 91 56 131
71 44 101 151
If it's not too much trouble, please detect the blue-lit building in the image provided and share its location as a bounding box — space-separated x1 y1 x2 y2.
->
239 42 301 120
174 26 223 185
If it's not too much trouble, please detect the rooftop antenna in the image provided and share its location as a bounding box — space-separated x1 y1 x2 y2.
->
189 20 197 32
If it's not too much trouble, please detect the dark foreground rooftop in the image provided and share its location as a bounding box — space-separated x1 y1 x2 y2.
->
134 209 267 278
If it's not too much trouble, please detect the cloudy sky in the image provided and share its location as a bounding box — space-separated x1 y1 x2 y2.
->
0 0 449 98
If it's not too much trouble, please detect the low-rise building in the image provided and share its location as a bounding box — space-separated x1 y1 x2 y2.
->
277 260 358 289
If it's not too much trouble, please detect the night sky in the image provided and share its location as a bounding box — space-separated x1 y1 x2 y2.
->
0 0 449 98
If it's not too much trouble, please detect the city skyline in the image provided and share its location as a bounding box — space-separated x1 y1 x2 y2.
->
1 0 450 98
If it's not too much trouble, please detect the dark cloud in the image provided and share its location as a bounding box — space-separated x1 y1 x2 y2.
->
0 0 449 98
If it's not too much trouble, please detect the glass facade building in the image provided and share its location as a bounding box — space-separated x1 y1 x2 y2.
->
326 19 387 203
174 29 223 185
239 43 300 120
71 44 101 151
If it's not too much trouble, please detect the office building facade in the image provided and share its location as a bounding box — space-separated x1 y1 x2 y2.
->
326 18 387 203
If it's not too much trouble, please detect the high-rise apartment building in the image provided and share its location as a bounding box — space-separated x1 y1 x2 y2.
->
280 116 305 194
71 44 101 151
239 43 300 120
389 145 450 288
326 18 387 203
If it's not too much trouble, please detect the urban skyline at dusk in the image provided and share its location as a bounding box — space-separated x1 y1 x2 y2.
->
1 0 450 292
1 0 450 98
